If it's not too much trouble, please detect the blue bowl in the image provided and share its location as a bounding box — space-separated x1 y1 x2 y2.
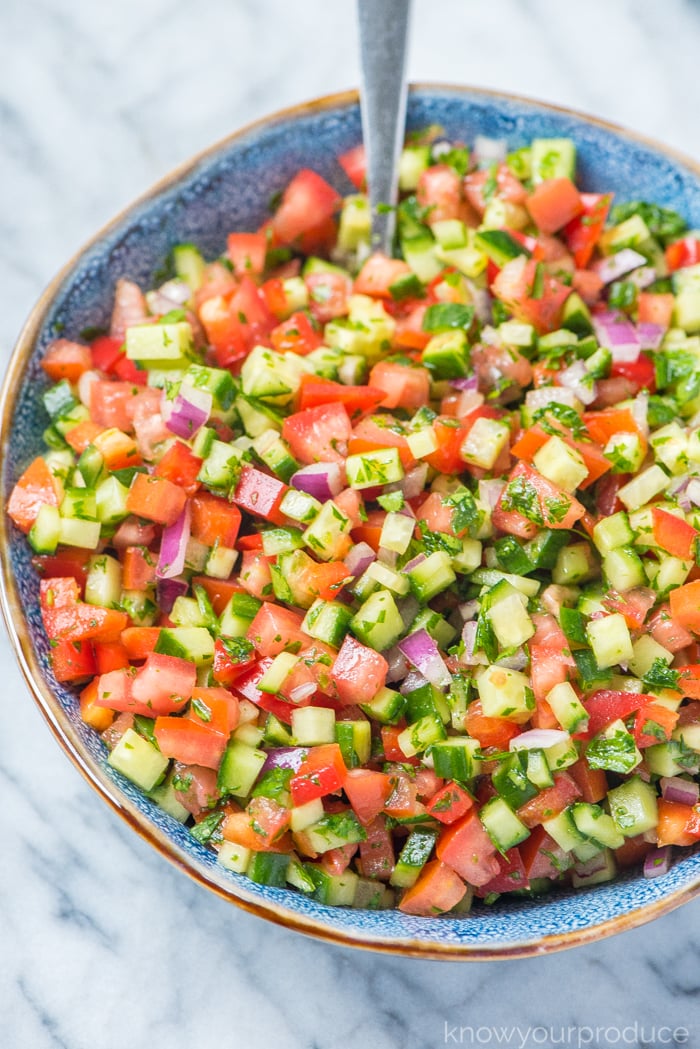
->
3 85 699 959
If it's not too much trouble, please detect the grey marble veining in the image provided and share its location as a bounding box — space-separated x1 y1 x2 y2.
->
1 2 700 1047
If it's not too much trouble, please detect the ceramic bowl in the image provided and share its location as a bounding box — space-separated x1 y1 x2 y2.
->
3 85 700 960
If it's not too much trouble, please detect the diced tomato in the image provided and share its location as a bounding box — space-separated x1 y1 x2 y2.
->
233 465 288 525
41 589 128 646
270 311 324 356
398 860 467 915
32 549 91 591
436 810 501 887
247 603 307 658
665 236 700 272
520 825 569 880
121 626 161 661
223 807 291 853
357 815 395 881
50 638 97 682
173 764 220 816
464 700 520 749
393 303 432 351
582 690 652 738
331 635 388 705
154 441 202 496
568 758 608 803
154 715 227 769
211 637 256 686
321 842 359 876
226 231 267 278
417 164 468 224
368 361 431 412
510 422 611 490
669 579 700 634
349 415 415 468
426 781 474 825
527 178 583 234
563 193 611 268
7 456 61 534
41 339 92 383
271 169 341 248
79 678 115 731
377 725 412 764
492 257 571 334
296 374 385 418
238 549 274 602
305 270 351 323
187 686 239 736
632 703 679 748
128 652 196 713
354 253 412 298
282 402 352 465
343 768 394 825
610 353 656 395
191 576 245 617
93 640 130 674
464 164 527 215
91 428 141 471
90 335 124 373
289 743 347 805
648 605 694 654
638 292 675 327
656 799 700 847
247 796 292 847
494 461 585 540
423 417 473 475
516 772 581 828
189 492 242 548
63 420 103 454
292 558 352 603
615 834 654 870
338 143 366 189
125 472 187 526
200 277 275 368
475 847 529 896
651 507 699 561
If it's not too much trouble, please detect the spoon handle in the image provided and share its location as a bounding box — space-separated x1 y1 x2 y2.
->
357 0 412 255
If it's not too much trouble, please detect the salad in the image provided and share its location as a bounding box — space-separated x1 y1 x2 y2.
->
9 128 700 917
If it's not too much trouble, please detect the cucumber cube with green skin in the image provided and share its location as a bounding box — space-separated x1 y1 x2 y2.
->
492 752 538 809
542 807 587 852
126 321 196 363
404 682 451 725
586 613 633 669
562 292 594 336
218 740 267 797
258 651 299 693
57 517 101 550
338 194 372 252
108 728 168 792
488 589 535 649
345 448 404 489
292 706 336 746
546 681 589 733
410 607 457 649
525 748 554 790
365 560 410 596
53 403 90 436
253 431 300 483
77 444 106 488
302 599 354 648
602 547 646 592
533 435 588 494
571 803 625 850
61 487 97 521
43 379 77 420
607 776 658 837
217 841 252 875
359 686 407 725
305 865 359 906
247 852 290 888
28 504 61 554
155 627 215 665
474 229 531 266
183 363 236 409
261 527 305 557
397 713 447 757
351 589 404 651
429 737 482 781
302 500 352 561
586 718 642 775
234 394 284 438
479 796 529 851
334 720 372 768
421 331 470 379
390 829 438 888
197 440 244 492
571 849 617 889
461 417 511 470
645 740 696 777
148 774 190 823
399 144 432 190
279 487 322 524
408 550 456 602
85 554 123 608
239 345 305 406
477 665 534 719
531 138 576 182
301 811 367 855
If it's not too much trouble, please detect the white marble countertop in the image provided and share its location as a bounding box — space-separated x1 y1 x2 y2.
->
2 1 700 1046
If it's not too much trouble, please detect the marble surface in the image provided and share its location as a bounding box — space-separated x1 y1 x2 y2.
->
2 1 700 1046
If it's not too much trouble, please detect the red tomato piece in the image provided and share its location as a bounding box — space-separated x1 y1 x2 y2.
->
353 253 412 298
246 603 307 658
669 579 700 634
270 311 324 356
93 640 131 674
233 465 288 525
226 232 267 278
656 799 700 847
568 758 608 803
289 743 347 805
50 638 97 682
526 178 583 234
32 549 91 591
475 847 529 896
7 456 61 534
343 768 395 825
338 144 366 189
426 781 474 825
154 441 202 496
121 626 161 661
436 810 501 887
369 361 431 412
212 636 257 686
190 492 242 548
129 652 197 712
632 703 679 748
464 700 520 749
271 169 341 247
282 402 352 465
562 193 611 268
665 236 700 272
125 473 187 526
41 339 92 383
637 292 675 327
492 257 571 334
398 860 467 915
296 374 385 418
516 772 581 828
305 270 351 323
154 716 227 770
90 334 124 373
610 354 656 395
357 815 395 881
331 635 389 705
651 507 699 561
583 690 653 738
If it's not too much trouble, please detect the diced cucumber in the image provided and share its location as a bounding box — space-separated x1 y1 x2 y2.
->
301 811 366 854
379 511 415 555
571 802 625 850
253 430 300 483
305 864 359 906
530 138 576 182
351 589 404 651
290 797 325 833
525 748 554 790
410 607 457 649
365 560 409 596
335 719 371 770
155 627 215 665
476 665 534 720
217 840 252 875
279 487 322 524
552 542 597 586
292 706 336 746
617 465 669 511
240 345 304 406
628 635 673 679
474 229 530 266
422 331 470 380
84 553 122 607
592 511 634 555
488 588 534 649
197 439 244 493
338 194 371 252
302 599 353 648
543 736 580 772
543 807 587 852
148 774 190 822
607 776 658 838
546 682 589 733
302 500 352 561
126 321 195 365
390 829 438 888
429 736 482 781
571 849 617 888
492 752 538 809
602 547 646 591
359 685 407 725
258 651 299 693
405 681 451 725
28 504 61 554
234 394 284 438
479 796 529 851
461 417 511 470
397 713 447 757
218 740 267 797
345 448 404 489
247 851 290 888
204 543 238 580
408 550 456 602
586 613 633 670
57 516 101 549
108 728 168 791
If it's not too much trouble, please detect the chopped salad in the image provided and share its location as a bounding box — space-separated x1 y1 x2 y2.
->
9 128 700 915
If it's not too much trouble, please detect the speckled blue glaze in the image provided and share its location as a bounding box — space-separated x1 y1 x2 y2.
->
4 86 700 957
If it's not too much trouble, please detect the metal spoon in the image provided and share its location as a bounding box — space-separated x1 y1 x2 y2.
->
357 0 412 255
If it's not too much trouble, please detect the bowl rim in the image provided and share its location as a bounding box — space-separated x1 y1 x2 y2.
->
3 82 700 960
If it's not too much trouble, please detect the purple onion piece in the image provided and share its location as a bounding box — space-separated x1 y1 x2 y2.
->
398 628 452 689
157 502 191 580
660 775 700 806
400 669 429 695
156 576 189 615
163 384 212 439
403 552 427 573
637 322 666 350
261 747 309 774
643 846 672 880
593 248 647 284
384 645 409 684
510 728 570 751
291 462 344 501
449 376 479 391
344 541 376 577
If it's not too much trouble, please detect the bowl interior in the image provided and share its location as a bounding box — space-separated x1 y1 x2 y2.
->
3 85 700 958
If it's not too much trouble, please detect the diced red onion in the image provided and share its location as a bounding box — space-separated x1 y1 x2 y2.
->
399 463 429 500
593 248 647 284
400 669 429 695
630 393 649 437
398 628 452 689
289 683 317 704
637 322 666 350
162 383 212 439
397 594 420 627
459 599 479 621
660 776 700 806
344 542 376 577
474 135 507 166
449 376 480 392
667 474 690 510
643 846 672 880
627 266 657 291
156 576 189 615
384 645 410 684
291 462 344 501
378 547 398 567
510 728 570 751
495 649 529 672
261 747 309 773
157 502 191 579
574 851 611 878
686 479 700 507
465 280 493 324
478 478 506 509
78 369 102 406
558 360 597 406
460 620 487 667
146 279 193 315
593 319 641 363
404 552 427 573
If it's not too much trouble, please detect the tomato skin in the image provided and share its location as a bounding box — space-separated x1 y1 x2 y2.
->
7 456 62 534
338 144 366 189
190 492 242 548
354 253 412 297
154 441 203 496
343 768 394 825
475 847 529 896
32 549 91 591
90 335 124 373
212 637 257 686
657 799 700 847
526 178 583 234
610 354 656 394
121 626 161 661
638 292 675 327
398 860 467 916
582 690 654 738
331 635 388 705
94 640 130 674
41 339 93 383
516 772 581 828
154 716 227 770
436 810 500 887
492 257 571 334
665 236 700 272
247 604 307 658
651 507 699 561
233 466 288 525
125 473 187 527
282 403 352 465
296 374 385 418
226 232 267 277
633 703 679 748
51 638 97 682
41 580 128 644
426 781 474 825
80 678 115 731
669 579 700 634
464 700 520 749
271 169 341 247
563 193 611 267
270 311 324 356
289 743 347 805
369 361 431 412
357 815 395 880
